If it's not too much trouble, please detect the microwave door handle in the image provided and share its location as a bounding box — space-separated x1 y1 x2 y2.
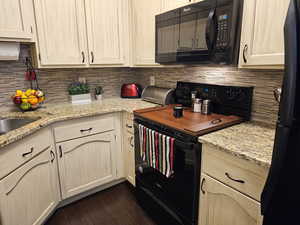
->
205 9 217 54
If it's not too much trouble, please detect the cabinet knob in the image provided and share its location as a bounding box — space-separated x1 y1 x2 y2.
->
91 51 94 63
130 136 134 148
22 147 34 157
50 150 55 163
201 178 206 194
59 146 63 158
81 51 85 63
225 172 245 184
243 44 248 63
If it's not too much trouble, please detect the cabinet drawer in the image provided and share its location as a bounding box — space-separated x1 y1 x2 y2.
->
124 112 134 134
0 128 52 179
54 115 115 142
202 144 269 201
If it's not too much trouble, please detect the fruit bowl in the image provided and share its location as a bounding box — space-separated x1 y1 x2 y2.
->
12 89 45 112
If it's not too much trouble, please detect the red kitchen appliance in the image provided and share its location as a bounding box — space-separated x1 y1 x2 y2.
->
121 83 142 98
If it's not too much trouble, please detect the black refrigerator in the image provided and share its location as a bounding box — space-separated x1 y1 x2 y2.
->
261 0 300 224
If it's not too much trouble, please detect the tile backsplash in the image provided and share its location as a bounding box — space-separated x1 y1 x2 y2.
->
0 45 283 126
135 66 284 126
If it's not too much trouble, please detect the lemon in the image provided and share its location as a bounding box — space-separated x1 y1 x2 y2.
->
15 90 23 97
25 89 32 97
21 94 28 103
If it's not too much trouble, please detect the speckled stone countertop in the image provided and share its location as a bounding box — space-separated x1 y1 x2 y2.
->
0 98 157 149
199 123 276 169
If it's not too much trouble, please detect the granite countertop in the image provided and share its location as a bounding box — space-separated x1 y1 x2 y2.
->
0 98 157 149
199 122 276 169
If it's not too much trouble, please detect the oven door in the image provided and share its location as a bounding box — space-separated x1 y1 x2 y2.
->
134 122 201 225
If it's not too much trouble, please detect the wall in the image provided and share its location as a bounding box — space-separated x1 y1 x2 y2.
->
135 66 284 126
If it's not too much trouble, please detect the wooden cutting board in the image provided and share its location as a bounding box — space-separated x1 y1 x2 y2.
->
134 105 244 136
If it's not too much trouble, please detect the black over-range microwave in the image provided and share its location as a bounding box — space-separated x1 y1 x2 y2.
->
155 0 244 65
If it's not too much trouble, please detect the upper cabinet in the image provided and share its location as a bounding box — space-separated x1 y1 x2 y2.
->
34 0 88 67
85 0 129 66
34 0 129 68
161 0 193 12
239 0 290 69
0 0 35 42
130 0 162 66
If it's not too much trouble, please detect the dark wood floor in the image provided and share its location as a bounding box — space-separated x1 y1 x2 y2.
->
45 182 157 225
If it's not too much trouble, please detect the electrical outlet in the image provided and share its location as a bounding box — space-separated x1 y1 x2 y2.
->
150 76 155 86
78 77 86 84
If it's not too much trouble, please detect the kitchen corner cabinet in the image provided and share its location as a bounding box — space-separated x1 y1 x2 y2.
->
239 0 290 69
57 131 117 199
199 174 263 225
0 0 35 42
123 113 135 186
0 148 60 225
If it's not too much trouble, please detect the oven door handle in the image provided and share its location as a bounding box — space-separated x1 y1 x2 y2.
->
205 8 217 55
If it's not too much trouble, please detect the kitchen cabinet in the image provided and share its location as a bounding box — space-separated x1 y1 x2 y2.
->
161 0 193 12
199 174 263 225
34 0 129 68
0 0 35 41
130 0 162 66
239 0 289 68
199 144 267 225
57 131 117 199
85 0 129 66
34 0 87 67
123 113 135 186
0 148 60 225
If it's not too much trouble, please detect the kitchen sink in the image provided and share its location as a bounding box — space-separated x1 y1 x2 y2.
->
0 118 40 135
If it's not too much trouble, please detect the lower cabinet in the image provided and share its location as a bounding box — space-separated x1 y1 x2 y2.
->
57 131 117 199
199 174 263 225
0 147 59 225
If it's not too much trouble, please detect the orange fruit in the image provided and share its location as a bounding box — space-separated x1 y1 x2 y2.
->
38 96 45 103
28 95 39 105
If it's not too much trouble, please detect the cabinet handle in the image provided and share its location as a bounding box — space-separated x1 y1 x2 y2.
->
243 44 248 63
50 150 55 163
81 51 85 63
80 128 93 133
126 124 133 129
225 172 245 184
130 136 134 147
22 147 34 157
59 146 63 158
91 51 94 63
200 178 206 194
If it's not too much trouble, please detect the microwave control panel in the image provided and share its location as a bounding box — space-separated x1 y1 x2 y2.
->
216 14 229 50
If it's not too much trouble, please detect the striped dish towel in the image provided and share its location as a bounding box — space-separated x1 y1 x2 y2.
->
138 124 175 178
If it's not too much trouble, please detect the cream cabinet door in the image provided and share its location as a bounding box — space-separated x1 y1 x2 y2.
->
57 132 117 199
85 0 128 66
124 132 135 186
34 0 88 67
0 148 59 225
131 0 161 66
199 174 263 225
0 0 34 41
161 0 193 12
239 0 289 68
